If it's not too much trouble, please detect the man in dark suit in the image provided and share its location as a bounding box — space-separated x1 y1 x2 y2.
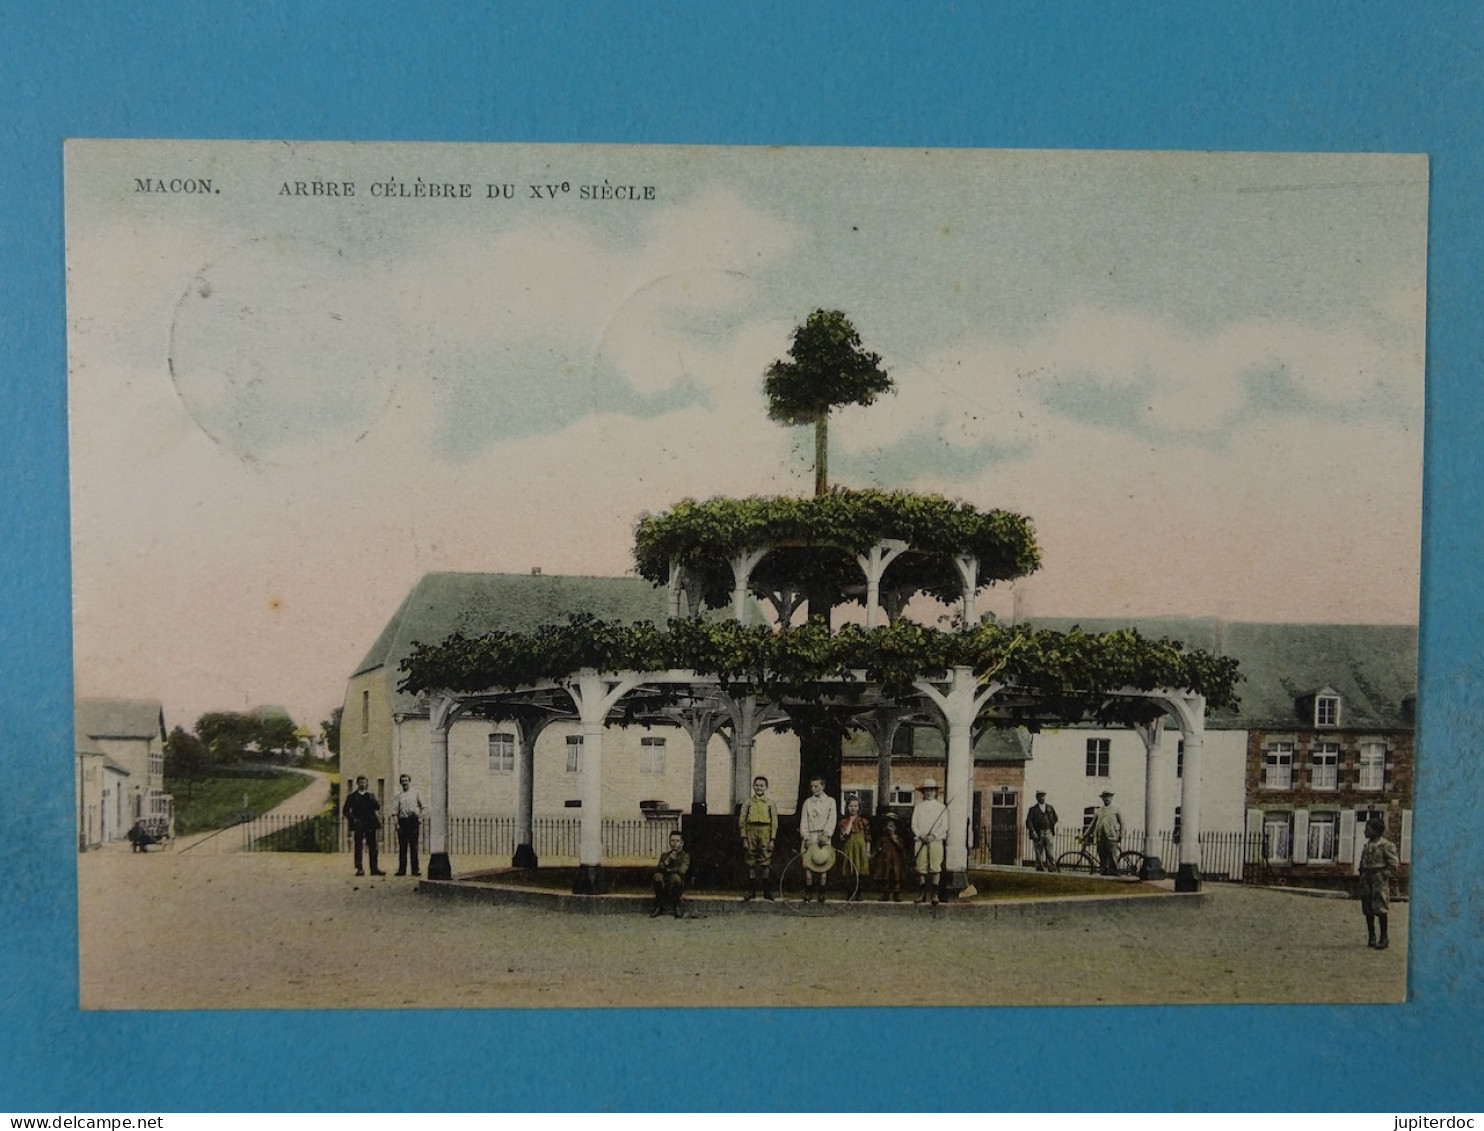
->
1025 790 1059 872
342 775 385 876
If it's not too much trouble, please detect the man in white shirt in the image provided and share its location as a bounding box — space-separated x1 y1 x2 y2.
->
797 776 838 902
391 773 426 877
912 777 948 905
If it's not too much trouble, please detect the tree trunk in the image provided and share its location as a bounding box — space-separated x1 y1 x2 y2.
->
791 705 844 812
814 414 828 497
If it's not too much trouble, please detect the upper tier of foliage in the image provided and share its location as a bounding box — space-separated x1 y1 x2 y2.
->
632 490 1042 608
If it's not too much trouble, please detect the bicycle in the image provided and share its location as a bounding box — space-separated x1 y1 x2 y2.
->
1055 838 1146 877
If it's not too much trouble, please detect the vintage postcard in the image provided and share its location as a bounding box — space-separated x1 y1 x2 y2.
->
66 139 1425 1008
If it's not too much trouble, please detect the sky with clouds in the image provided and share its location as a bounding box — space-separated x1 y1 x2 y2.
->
65 140 1427 731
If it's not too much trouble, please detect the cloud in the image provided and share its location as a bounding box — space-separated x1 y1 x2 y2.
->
833 306 1423 489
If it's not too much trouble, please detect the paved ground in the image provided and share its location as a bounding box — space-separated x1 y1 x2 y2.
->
77 846 1407 1010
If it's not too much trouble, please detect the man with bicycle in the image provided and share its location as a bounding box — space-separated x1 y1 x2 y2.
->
1086 789 1124 876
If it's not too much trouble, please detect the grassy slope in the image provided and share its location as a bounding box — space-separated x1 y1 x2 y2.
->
170 771 315 835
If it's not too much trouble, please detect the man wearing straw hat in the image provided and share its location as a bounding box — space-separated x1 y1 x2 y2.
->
912 777 948 905
1087 789 1124 876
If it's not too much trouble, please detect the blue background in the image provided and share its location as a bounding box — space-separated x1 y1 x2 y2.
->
3 2 1481 1112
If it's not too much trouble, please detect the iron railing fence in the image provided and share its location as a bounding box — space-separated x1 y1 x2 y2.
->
969 825 1264 882
192 814 1348 888
224 812 680 860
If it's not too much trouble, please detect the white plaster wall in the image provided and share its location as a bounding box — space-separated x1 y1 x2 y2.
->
390 715 805 819
1022 725 1247 836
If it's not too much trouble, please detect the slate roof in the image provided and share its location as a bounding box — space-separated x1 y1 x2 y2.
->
356 572 669 712
75 698 165 742
1022 617 1417 731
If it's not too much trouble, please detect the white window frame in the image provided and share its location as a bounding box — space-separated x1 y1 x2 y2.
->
1306 811 1338 862
565 735 583 774
640 736 666 774
487 731 515 775
1357 742 1385 791
1085 737 1110 778
1262 742 1294 790
1315 694 1340 728
1081 806 1097 833
889 786 914 806
1310 742 1339 791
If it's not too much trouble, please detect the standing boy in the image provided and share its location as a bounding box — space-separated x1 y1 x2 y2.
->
1358 816 1400 949
738 775 778 901
797 776 839 903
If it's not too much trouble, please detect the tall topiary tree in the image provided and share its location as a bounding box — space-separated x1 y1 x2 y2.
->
764 309 893 497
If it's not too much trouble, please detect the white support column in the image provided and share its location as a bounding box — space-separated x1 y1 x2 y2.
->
512 712 552 869
426 693 464 880
914 667 1003 891
1132 716 1172 880
854 539 909 629
564 669 641 894
724 693 785 811
730 548 769 624
1163 693 1207 892
952 554 980 628
666 557 684 618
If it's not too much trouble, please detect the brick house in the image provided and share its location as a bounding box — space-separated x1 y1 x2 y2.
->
841 726 1029 863
1236 625 1416 889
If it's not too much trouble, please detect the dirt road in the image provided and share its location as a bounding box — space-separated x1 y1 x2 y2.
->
77 848 1406 1010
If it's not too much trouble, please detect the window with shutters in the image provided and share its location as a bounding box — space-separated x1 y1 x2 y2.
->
1263 812 1293 862
1307 811 1337 861
565 735 583 773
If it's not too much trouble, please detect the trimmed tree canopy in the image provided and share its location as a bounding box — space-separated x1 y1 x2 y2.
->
399 615 1241 723
763 309 893 425
633 490 1041 611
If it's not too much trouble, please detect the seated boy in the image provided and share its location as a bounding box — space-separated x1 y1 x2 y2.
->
651 830 690 920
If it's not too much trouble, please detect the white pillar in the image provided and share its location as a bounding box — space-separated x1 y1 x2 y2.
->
915 667 1002 890
952 554 979 628
565 669 640 894
579 715 604 868
729 548 768 623
426 693 461 880
1134 717 1173 879
855 539 908 630
1168 694 1207 892
666 557 684 618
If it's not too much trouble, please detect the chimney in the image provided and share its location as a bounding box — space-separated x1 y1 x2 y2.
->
531 566 542 576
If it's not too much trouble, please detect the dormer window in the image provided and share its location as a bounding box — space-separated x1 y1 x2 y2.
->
1315 693 1340 728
